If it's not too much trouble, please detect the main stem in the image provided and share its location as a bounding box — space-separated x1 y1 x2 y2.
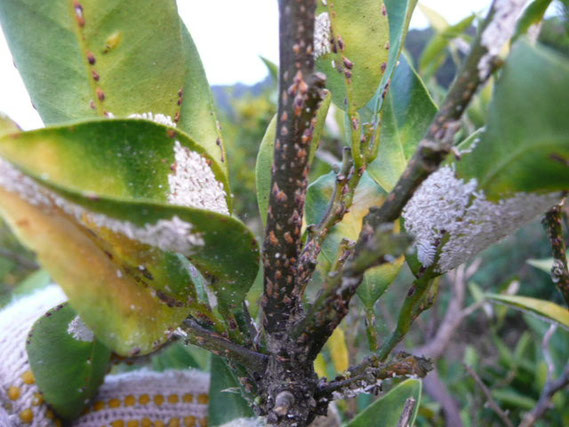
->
259 1 326 425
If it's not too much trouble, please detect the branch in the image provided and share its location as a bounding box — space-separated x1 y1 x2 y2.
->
296 147 358 294
520 325 569 427
464 364 514 427
317 353 432 401
415 260 482 360
178 318 268 375
0 247 38 270
293 0 528 361
542 200 569 306
261 0 327 337
293 224 412 359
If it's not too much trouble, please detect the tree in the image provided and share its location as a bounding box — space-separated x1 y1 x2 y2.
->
0 0 568 426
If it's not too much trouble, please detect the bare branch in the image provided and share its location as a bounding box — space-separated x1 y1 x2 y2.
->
542 200 569 306
520 325 569 427
296 147 358 295
0 247 38 270
464 364 514 427
317 353 432 401
261 0 327 337
179 318 268 375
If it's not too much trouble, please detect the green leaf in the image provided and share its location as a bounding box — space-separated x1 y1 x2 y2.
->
491 389 536 410
513 0 553 43
456 40 569 199
260 56 279 84
11 269 51 298
419 14 475 79
418 4 449 32
365 0 418 117
208 355 254 426
316 0 390 110
256 115 277 228
151 341 201 371
347 379 422 427
357 258 405 311
26 303 111 419
367 55 437 192
486 294 569 330
178 22 229 180
527 257 554 273
0 113 20 137
0 120 259 355
256 93 331 227
0 0 186 124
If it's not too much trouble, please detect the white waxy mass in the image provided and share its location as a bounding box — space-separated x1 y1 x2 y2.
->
314 12 331 59
403 165 560 273
0 158 205 254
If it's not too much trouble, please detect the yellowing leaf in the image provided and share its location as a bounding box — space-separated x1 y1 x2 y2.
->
328 327 349 373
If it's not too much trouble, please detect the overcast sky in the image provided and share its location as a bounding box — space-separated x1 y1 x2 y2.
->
0 0 494 130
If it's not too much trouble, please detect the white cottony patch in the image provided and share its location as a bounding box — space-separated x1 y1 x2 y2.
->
314 13 332 59
128 112 177 128
403 166 478 267
68 315 94 342
0 158 205 254
220 418 267 427
479 0 528 79
169 141 229 215
123 111 229 214
403 165 561 273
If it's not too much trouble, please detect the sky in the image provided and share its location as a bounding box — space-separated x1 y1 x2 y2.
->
0 0 494 130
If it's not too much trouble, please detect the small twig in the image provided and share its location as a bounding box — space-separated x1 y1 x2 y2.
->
542 200 569 306
397 398 417 427
296 147 356 295
520 325 569 427
423 370 463 427
0 247 38 270
464 364 514 427
179 318 268 375
317 353 432 401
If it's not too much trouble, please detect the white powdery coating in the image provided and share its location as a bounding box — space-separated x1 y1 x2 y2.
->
220 418 266 427
403 166 478 267
169 141 229 215
67 315 94 342
314 13 331 59
129 112 177 128
0 158 205 254
479 0 528 79
403 166 561 273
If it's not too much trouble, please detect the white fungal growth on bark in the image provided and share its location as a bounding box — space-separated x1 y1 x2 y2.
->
403 165 560 273
168 141 229 215
478 0 528 79
67 315 95 342
0 158 205 254
314 13 331 59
